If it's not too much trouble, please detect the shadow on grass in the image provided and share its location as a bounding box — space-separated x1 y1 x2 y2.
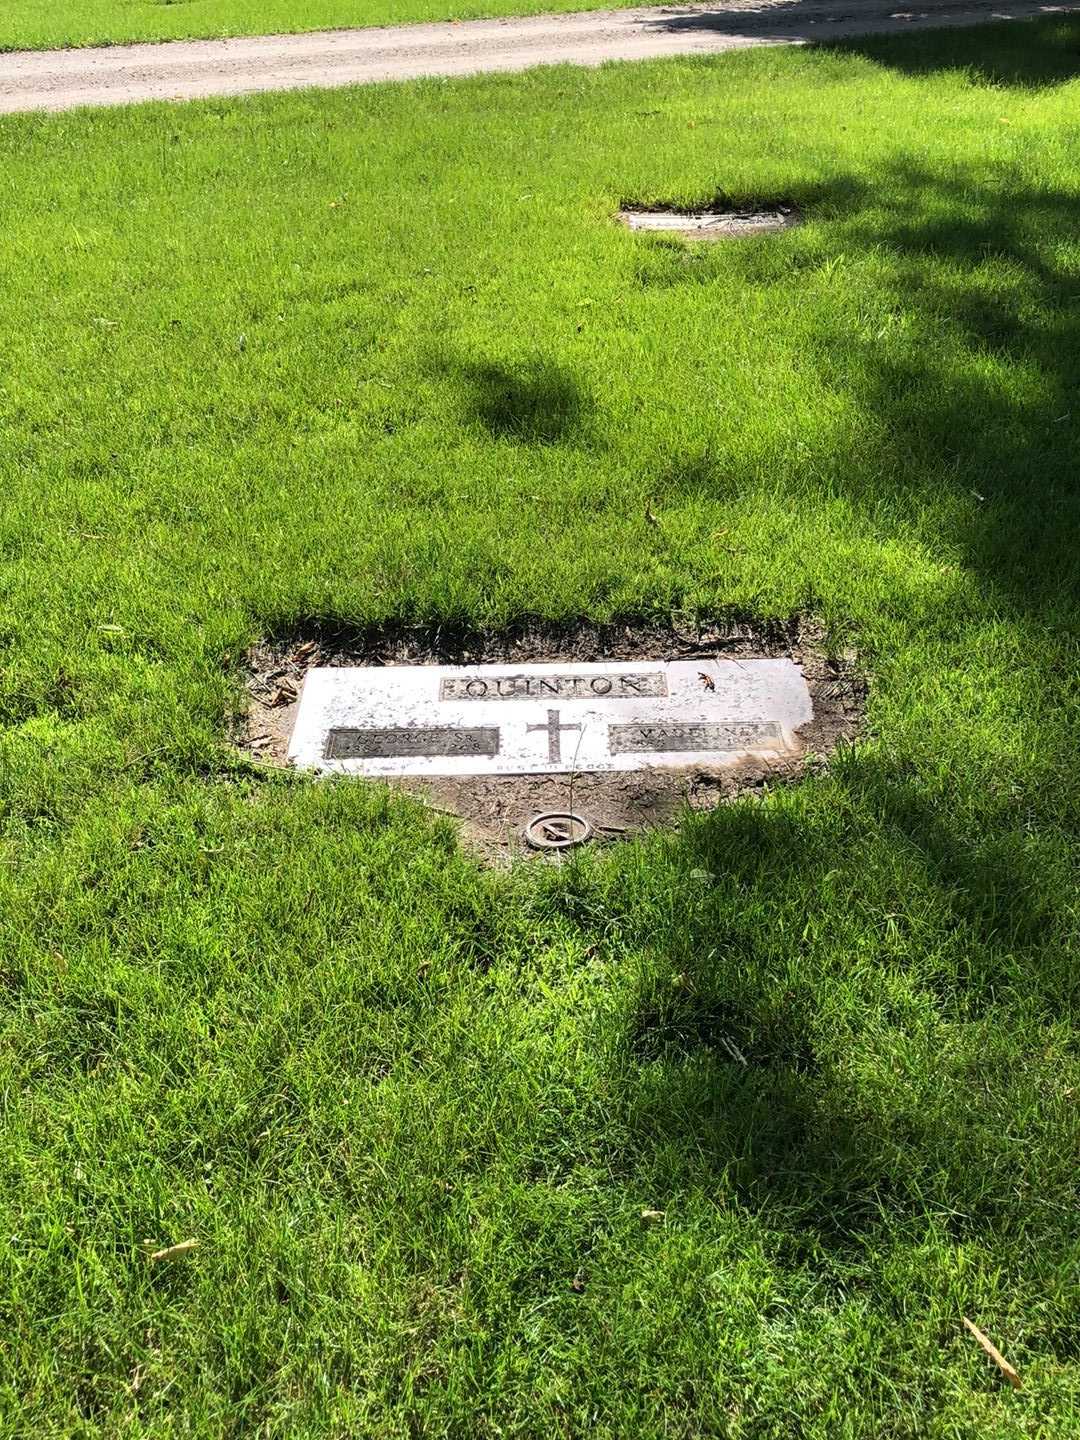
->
585 751 1077 1257
589 44 1080 1276
615 157 1080 1252
841 10 1080 87
644 6 1080 90
446 355 591 446
645 150 1080 622
822 156 1080 621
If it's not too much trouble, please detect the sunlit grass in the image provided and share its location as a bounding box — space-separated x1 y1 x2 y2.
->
1 19 1079 1435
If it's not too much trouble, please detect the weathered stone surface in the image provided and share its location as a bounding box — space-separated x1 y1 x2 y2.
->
288 660 813 778
619 206 798 237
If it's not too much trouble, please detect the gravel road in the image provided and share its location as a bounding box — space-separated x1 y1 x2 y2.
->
0 1 1074 114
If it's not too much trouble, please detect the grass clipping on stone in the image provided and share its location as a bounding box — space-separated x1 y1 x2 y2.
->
2 16 1080 1435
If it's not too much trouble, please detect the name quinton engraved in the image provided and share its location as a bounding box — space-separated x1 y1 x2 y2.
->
440 671 666 702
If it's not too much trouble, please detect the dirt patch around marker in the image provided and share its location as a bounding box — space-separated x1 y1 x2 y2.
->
619 202 800 239
235 614 864 863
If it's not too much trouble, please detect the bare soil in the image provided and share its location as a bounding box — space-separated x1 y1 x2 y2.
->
236 615 865 862
1 1 1075 115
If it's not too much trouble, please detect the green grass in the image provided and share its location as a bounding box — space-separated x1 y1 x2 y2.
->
3 17 1080 1436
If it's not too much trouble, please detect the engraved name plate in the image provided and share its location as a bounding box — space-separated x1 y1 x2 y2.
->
609 720 784 754
325 726 500 760
440 671 665 701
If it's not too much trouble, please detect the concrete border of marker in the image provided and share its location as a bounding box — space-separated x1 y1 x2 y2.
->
235 614 863 861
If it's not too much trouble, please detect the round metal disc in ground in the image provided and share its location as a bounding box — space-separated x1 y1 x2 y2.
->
619 205 799 238
524 811 592 850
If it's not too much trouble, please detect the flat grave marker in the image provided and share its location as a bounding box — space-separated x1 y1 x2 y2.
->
287 659 813 778
618 205 799 238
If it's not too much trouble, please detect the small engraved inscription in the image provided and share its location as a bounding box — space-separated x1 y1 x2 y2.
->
325 726 500 760
440 671 666 701
609 721 785 755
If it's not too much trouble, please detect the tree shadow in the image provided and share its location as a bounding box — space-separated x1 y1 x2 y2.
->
589 749 1078 1258
813 156 1080 621
443 355 591 446
641 152 1080 622
644 4 1080 91
588 23 1080 1274
841 8 1080 87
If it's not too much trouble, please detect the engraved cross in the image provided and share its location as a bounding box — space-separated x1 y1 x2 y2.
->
526 708 582 764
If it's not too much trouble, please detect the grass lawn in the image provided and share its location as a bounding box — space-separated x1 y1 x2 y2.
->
3 16 1080 1436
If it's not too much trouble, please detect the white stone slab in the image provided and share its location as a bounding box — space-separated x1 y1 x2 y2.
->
287 659 813 778
619 207 798 237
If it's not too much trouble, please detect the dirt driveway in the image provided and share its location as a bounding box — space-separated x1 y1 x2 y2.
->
0 1 1075 114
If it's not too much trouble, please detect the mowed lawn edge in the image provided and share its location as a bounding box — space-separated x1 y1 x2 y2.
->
2 19 1080 1436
